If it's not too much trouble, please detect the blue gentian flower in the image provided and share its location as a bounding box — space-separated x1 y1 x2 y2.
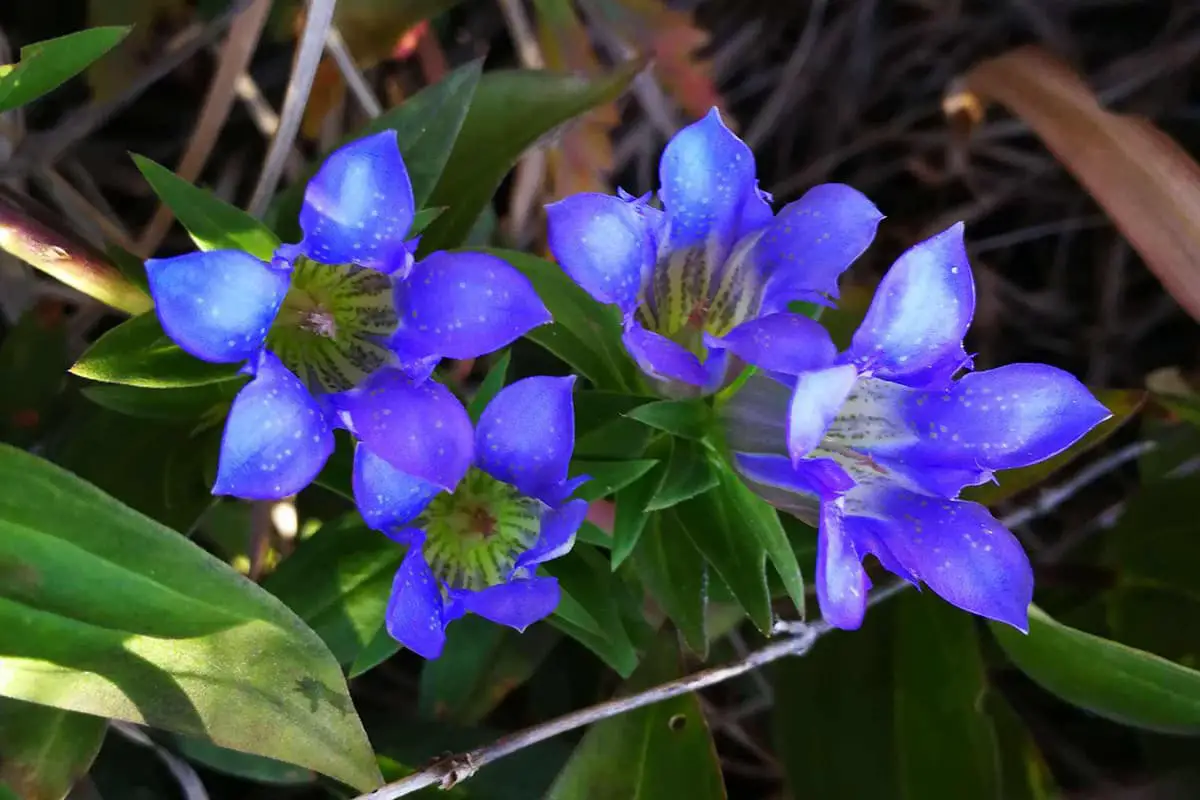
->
720 223 1111 631
145 132 550 500
350 374 587 659
545 107 883 395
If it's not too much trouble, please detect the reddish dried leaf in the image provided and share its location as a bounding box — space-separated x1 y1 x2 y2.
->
962 46 1200 321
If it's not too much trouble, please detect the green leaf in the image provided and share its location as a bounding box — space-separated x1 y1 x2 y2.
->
633 513 708 657
0 27 129 112
711 457 806 618
646 439 719 512
71 312 239 388
484 249 633 391
547 635 724 800
0 303 68 447
82 379 246 422
988 695 1057 800
0 445 381 790
611 464 664 569
263 514 400 666
669 474 772 634
132 154 280 260
347 625 402 679
0 698 106 800
992 605 1200 734
543 545 639 677
420 62 643 254
172 735 315 785
466 350 511 423
894 591 1000 798
570 459 659 503
418 617 560 725
268 61 483 237
963 389 1144 507
625 399 712 440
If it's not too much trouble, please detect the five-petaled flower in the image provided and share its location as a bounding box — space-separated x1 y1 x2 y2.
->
145 131 550 501
545 107 882 396
351 375 587 659
720 222 1111 631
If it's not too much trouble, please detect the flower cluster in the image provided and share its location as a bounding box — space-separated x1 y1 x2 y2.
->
546 108 882 396
145 108 1109 654
720 224 1110 631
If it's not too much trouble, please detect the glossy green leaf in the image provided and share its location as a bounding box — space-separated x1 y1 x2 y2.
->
418 617 559 724
548 635 724 800
574 391 653 439
173 735 315 785
263 514 400 666
992 605 1200 734
0 698 106 800
71 312 239 388
570 459 659 503
646 439 719 512
711 456 806 618
347 625 402 679
963 389 1144 506
0 303 68 447
466 350 511 422
485 249 633 391
132 154 280 260
269 61 482 237
0 445 381 790
82 378 245 421
419 62 643 255
669 472 772 634
611 463 664 569
625 399 712 441
544 545 638 677
894 591 1000 798
633 512 708 657
0 27 129 112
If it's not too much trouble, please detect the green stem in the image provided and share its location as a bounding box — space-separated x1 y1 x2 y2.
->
0 188 151 315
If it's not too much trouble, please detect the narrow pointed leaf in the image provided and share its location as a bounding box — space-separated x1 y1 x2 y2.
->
633 512 708 657
0 27 129 112
0 698 106 800
71 312 239 388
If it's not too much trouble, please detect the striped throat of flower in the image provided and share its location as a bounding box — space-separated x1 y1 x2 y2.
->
418 468 543 592
265 256 399 393
634 232 766 358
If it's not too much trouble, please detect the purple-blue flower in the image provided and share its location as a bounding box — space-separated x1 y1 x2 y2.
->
143 131 550 500
545 107 882 395
350 374 587 659
721 223 1111 631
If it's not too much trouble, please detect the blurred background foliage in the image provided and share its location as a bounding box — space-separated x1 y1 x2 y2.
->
3 1 1200 798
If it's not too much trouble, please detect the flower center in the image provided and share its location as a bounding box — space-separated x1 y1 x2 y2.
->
419 469 542 591
265 256 399 393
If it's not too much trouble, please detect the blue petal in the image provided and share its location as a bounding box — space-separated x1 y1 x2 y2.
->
146 250 288 364
213 351 332 499
336 369 474 491
352 444 440 531
622 321 708 386
816 499 869 630
757 184 883 311
457 577 561 632
735 453 855 500
848 223 974 388
869 488 1033 631
659 108 758 253
710 312 837 376
903 363 1111 472
545 193 654 313
297 130 415 273
392 251 551 361
787 364 859 463
385 539 448 659
843 514 918 586
737 182 775 239
513 498 588 573
476 376 576 500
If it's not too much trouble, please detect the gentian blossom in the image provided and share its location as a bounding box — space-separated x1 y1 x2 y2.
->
351 375 587 659
145 131 549 500
545 107 882 395
720 222 1111 631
